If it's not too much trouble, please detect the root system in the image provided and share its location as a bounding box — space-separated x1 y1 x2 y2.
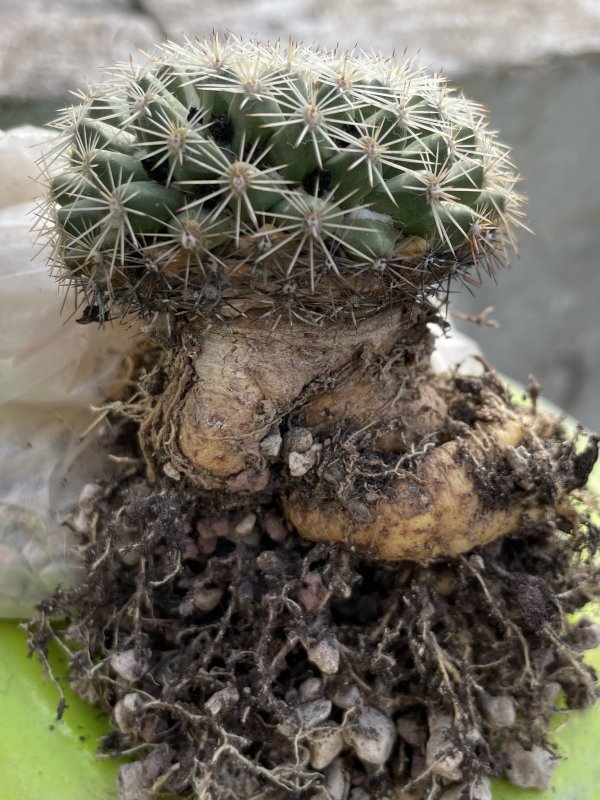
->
28 401 600 800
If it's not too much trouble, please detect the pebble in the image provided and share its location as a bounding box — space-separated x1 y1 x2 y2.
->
110 650 149 682
332 683 361 709
309 724 344 769
425 713 463 782
288 444 322 477
264 513 288 542
284 427 314 455
117 761 150 800
234 512 256 537
299 677 323 702
114 692 143 734
342 706 396 765
504 741 557 791
259 431 283 458
298 698 333 728
324 759 351 800
480 693 516 728
304 635 340 674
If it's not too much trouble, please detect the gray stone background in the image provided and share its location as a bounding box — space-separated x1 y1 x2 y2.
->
1 0 599 428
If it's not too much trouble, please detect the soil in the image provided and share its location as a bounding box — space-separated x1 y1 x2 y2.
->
27 403 600 800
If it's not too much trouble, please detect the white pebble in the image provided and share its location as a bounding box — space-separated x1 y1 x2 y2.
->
114 692 143 734
260 431 283 457
110 650 148 682
234 512 256 537
309 724 344 769
425 713 463 781
117 762 150 800
324 759 350 800
305 635 340 675
504 741 557 791
332 684 361 709
480 694 516 728
342 706 396 765
299 698 333 728
288 444 322 477
284 427 313 454
299 677 323 702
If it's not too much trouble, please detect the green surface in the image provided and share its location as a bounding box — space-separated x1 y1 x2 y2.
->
0 622 124 800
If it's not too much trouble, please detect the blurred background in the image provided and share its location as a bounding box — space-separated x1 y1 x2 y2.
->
1 0 599 428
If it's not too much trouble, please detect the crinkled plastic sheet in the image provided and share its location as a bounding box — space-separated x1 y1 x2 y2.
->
0 127 140 617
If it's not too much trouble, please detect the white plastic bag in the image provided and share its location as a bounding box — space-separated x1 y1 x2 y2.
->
0 127 139 618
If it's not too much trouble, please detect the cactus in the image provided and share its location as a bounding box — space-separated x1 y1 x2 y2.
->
39 34 525 324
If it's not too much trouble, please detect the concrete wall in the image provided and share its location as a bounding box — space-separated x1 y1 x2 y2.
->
1 0 599 426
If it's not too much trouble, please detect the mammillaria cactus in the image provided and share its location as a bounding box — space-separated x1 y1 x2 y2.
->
40 34 523 325
29 35 600 800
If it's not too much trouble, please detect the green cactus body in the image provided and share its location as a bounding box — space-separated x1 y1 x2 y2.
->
40 34 525 323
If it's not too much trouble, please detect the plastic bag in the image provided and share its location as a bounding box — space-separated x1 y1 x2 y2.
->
0 127 140 618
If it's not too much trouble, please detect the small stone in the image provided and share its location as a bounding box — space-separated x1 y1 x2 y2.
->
480 694 516 728
288 444 322 477
234 512 257 537
226 467 270 493
332 683 361 709
117 761 150 800
504 741 557 791
284 427 313 454
298 698 333 728
260 431 283 457
342 706 396 765
425 713 463 781
309 724 344 769
193 586 223 612
142 743 173 782
299 677 323 702
304 635 340 675
264 514 288 542
110 650 149 682
114 692 143 734
324 759 350 800
205 686 240 717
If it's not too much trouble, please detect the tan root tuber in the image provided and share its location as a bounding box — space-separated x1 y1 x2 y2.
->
138 309 594 563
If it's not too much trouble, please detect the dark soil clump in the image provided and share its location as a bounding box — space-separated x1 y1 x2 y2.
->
27 415 600 800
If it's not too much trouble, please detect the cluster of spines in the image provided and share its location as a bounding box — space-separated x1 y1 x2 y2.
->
38 34 525 325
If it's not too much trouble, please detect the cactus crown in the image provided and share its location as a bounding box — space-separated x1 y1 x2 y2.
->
39 34 525 326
